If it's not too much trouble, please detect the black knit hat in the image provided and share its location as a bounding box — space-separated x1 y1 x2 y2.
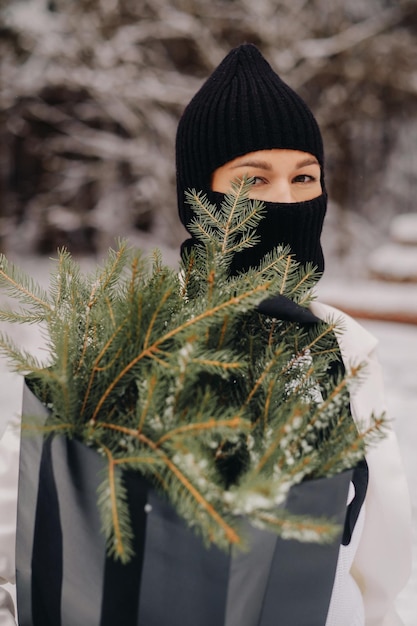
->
176 43 324 225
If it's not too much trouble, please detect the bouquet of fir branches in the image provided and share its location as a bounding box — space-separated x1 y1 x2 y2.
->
0 179 385 564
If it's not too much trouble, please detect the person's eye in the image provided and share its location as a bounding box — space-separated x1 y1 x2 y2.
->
293 174 316 184
252 176 267 185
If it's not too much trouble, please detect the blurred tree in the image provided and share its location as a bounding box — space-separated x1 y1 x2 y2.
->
0 0 416 263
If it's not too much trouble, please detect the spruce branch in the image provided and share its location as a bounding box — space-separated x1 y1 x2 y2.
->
98 445 135 563
155 416 249 447
97 422 241 547
89 281 272 423
255 511 340 543
0 255 52 313
0 332 48 374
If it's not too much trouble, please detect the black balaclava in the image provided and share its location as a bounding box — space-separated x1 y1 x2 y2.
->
176 43 327 275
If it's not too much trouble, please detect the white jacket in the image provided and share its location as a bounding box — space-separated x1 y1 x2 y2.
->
0 409 20 626
0 303 412 625
311 302 412 626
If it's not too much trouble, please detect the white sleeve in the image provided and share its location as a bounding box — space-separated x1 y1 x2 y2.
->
350 349 412 626
0 414 20 626
325 484 366 626
308 303 412 624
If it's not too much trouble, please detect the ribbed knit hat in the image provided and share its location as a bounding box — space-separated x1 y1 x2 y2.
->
176 43 324 225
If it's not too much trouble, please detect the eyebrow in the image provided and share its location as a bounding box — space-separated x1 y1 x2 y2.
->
230 159 272 171
295 157 320 168
229 156 319 170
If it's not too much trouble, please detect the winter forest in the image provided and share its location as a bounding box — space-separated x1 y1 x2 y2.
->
1 0 417 280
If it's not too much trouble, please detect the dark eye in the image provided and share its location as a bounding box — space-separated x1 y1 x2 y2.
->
252 176 267 185
293 174 315 184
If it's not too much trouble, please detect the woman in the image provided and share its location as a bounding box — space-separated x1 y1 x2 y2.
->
175 43 412 625
0 43 412 626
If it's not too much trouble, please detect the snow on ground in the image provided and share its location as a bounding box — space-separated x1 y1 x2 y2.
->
368 243 417 282
367 212 417 282
317 276 417 323
0 256 416 623
390 213 417 246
